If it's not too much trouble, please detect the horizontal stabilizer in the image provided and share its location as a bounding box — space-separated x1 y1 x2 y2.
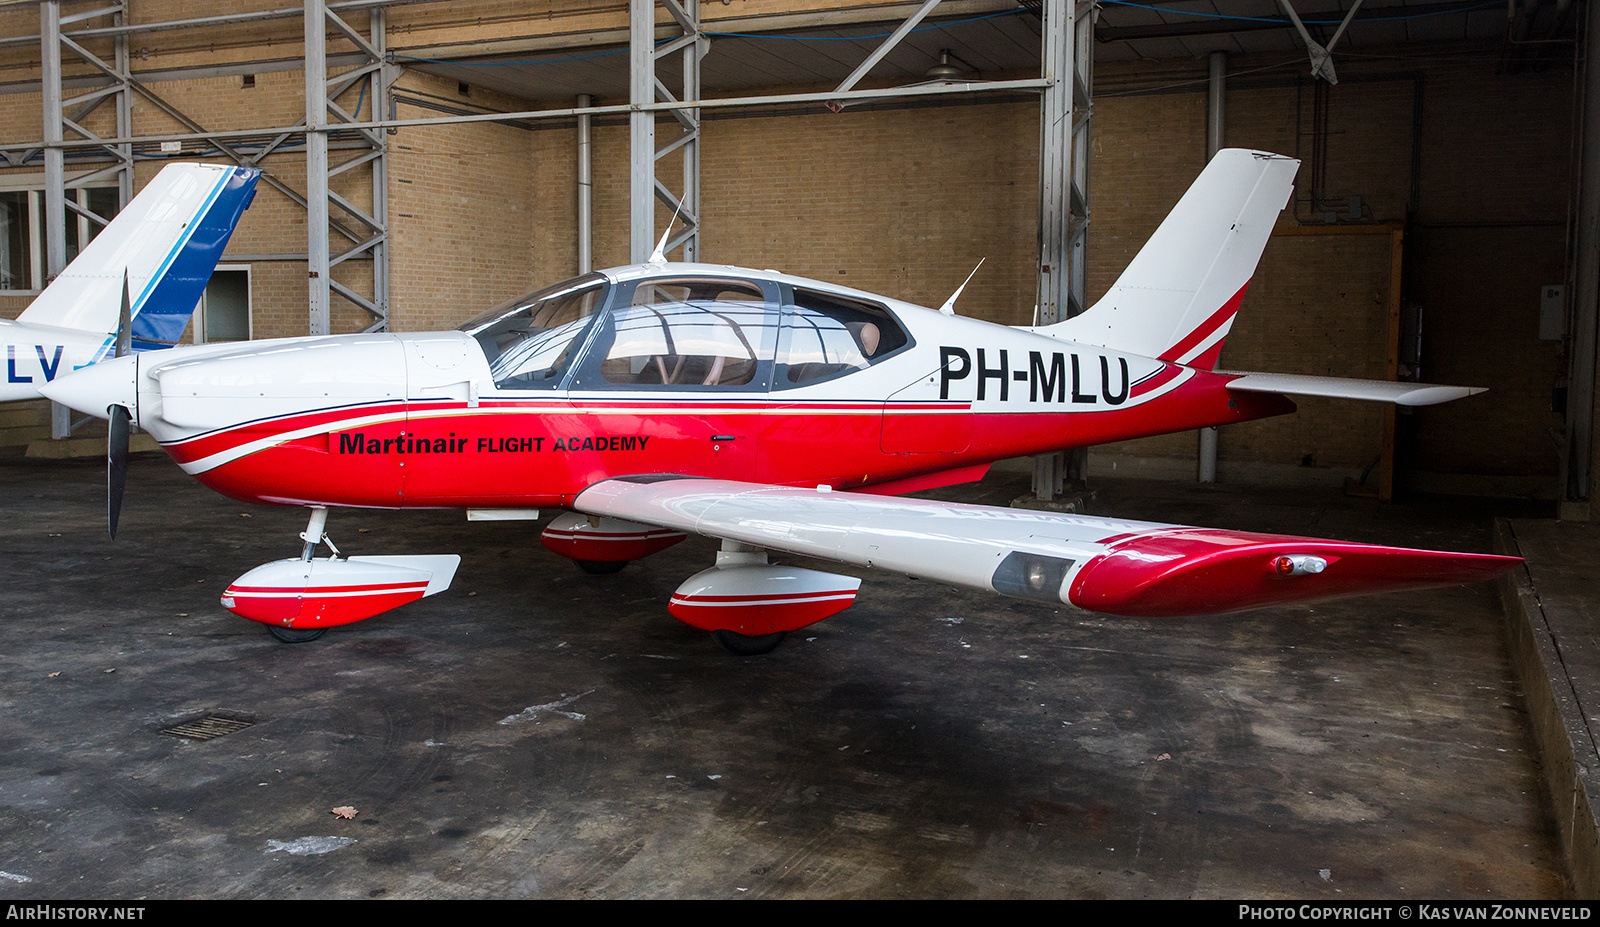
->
1224 371 1484 407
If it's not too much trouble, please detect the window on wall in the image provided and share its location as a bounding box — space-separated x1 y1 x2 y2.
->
194 266 252 343
0 182 120 292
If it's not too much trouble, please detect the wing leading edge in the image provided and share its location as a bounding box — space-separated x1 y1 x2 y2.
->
574 477 1518 618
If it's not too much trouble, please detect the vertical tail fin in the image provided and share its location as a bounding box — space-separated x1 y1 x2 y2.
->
19 162 260 357
1043 149 1298 369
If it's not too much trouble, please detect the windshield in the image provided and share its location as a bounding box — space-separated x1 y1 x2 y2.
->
459 273 609 390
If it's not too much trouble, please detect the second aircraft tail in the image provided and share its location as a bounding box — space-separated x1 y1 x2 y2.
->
18 162 259 358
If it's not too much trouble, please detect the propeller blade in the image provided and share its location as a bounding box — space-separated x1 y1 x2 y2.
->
115 270 131 358
108 404 129 540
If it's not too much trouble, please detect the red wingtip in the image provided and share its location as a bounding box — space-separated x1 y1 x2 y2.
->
1068 528 1521 618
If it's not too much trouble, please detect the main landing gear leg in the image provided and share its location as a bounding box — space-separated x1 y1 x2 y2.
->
707 541 789 655
267 506 338 643
669 540 858 656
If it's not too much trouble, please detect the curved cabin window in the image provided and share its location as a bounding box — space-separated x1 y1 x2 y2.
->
458 273 608 390
571 277 780 391
775 287 910 388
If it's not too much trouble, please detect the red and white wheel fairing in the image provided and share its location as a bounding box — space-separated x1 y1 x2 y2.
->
668 564 861 634
222 554 460 630
540 512 687 563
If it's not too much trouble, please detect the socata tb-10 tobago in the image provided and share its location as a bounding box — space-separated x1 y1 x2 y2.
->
42 150 1517 654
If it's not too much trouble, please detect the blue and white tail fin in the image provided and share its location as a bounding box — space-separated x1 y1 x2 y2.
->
1041 149 1298 370
18 162 259 359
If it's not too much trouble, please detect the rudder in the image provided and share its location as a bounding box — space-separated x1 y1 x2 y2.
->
1041 149 1298 369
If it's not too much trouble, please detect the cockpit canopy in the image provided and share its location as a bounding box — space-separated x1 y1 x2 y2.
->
460 270 910 393
458 272 608 390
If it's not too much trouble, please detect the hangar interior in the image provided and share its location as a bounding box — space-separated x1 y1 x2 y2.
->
1 0 1598 899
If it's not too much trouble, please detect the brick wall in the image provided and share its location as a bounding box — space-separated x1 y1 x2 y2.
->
389 72 538 331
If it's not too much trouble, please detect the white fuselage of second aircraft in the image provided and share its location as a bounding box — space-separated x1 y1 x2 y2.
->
0 320 113 402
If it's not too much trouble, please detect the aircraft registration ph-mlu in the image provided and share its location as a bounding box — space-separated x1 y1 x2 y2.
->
41 150 1517 653
0 162 259 402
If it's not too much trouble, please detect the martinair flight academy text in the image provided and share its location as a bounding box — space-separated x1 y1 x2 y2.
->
337 433 653 455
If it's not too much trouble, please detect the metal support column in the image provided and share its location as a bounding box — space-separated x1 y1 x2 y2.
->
40 3 65 286
325 5 396 333
629 1 656 264
41 2 66 440
305 0 330 335
113 2 133 210
365 7 393 334
306 1 392 335
669 2 705 263
1564 0 1600 515
1198 50 1226 483
1034 0 1094 500
37 1 141 438
630 0 707 263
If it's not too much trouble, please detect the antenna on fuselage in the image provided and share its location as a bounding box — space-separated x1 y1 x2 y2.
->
938 258 985 316
647 201 686 265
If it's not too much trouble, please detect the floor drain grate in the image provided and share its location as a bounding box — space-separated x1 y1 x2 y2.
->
161 715 254 741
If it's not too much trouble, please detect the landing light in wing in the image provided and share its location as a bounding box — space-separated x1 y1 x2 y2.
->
1274 554 1329 576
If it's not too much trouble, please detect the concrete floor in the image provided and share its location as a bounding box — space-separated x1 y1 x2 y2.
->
0 455 1567 899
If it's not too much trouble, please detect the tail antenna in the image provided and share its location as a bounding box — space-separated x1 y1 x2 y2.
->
647 200 687 265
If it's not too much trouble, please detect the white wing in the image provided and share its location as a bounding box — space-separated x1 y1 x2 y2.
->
575 477 1517 617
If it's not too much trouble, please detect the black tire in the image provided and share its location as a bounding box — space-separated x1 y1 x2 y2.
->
268 625 326 643
713 629 787 656
575 559 628 575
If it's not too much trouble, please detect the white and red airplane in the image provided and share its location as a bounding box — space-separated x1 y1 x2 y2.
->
40 150 1517 652
0 162 259 402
